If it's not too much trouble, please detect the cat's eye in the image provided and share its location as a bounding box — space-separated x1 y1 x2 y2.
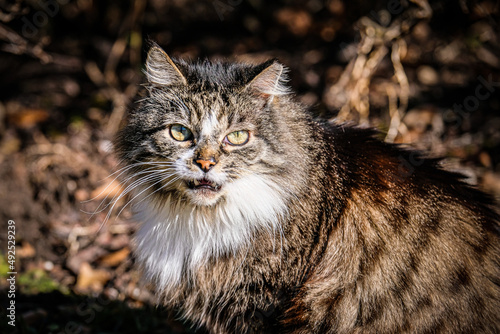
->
170 124 193 142
225 130 250 146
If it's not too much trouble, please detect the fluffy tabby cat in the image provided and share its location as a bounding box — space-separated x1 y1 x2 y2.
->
114 44 500 333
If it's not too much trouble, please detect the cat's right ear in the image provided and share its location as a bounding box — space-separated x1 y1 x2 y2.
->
245 60 291 101
145 46 187 86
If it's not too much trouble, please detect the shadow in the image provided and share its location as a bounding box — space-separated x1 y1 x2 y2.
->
0 290 205 334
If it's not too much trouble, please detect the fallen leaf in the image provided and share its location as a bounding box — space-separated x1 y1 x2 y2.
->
479 152 492 168
8 108 50 129
75 262 111 292
18 242 36 258
90 180 124 201
99 247 130 267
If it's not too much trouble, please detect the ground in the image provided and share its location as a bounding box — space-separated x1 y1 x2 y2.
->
0 0 499 333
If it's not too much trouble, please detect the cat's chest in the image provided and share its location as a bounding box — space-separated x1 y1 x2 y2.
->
174 253 295 330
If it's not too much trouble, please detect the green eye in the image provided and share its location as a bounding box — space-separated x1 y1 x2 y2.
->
226 130 250 146
170 124 193 142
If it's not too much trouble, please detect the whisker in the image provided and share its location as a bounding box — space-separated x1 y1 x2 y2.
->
116 175 180 220
85 166 167 216
83 160 174 205
131 176 181 208
81 164 137 204
96 174 165 231
105 164 173 207
95 167 173 228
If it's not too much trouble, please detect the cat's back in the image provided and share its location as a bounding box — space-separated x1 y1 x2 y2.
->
292 123 500 333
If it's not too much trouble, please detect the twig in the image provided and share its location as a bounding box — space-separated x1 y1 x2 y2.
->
327 0 432 141
84 61 138 136
0 22 52 63
0 1 26 23
385 38 410 142
98 0 145 136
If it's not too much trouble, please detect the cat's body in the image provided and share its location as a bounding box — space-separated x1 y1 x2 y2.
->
115 45 500 333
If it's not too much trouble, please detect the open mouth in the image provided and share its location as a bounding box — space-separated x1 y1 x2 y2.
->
187 178 222 192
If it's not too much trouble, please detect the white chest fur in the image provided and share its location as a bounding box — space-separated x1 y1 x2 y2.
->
132 174 288 290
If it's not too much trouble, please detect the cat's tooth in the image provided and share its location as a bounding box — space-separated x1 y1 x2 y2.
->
193 179 200 186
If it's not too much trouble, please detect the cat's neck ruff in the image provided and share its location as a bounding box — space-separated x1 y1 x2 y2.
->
132 174 289 290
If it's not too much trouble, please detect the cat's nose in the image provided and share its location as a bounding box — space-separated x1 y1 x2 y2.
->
194 157 217 172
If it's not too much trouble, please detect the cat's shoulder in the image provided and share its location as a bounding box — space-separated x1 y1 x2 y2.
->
321 122 498 220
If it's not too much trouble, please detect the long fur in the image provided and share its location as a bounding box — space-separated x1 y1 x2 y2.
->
114 45 500 333
132 173 288 291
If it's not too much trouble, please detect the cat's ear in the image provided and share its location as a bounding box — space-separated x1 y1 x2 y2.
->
145 46 187 86
246 60 291 100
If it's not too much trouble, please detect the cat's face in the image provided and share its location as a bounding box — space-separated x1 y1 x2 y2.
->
116 46 300 209
144 87 275 206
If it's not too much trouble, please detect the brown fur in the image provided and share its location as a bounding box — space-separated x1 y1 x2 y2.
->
161 125 500 333
116 46 500 333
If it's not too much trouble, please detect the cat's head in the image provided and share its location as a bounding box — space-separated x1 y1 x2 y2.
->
114 45 314 282
115 45 309 214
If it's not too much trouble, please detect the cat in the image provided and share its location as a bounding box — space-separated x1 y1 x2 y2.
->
114 44 500 333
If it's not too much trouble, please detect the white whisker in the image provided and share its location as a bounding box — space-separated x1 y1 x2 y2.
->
83 159 175 206
89 160 175 231
104 171 165 217
86 165 166 217
131 176 181 208
117 175 179 219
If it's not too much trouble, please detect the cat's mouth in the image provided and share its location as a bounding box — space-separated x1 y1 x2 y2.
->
187 178 222 192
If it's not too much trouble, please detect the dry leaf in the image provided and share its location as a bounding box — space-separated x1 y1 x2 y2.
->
90 180 124 201
99 247 130 267
18 242 36 258
75 262 111 292
8 108 50 129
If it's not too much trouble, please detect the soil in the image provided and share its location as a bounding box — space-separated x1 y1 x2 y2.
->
0 0 499 333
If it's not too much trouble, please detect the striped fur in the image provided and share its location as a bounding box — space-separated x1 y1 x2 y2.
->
115 45 500 333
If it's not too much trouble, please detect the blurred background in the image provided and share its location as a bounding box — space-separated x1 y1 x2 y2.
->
0 0 499 333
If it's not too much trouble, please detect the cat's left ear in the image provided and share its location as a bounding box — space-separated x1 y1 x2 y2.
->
145 45 187 86
245 60 291 101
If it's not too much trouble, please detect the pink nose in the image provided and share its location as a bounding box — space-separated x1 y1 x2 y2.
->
195 158 216 172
